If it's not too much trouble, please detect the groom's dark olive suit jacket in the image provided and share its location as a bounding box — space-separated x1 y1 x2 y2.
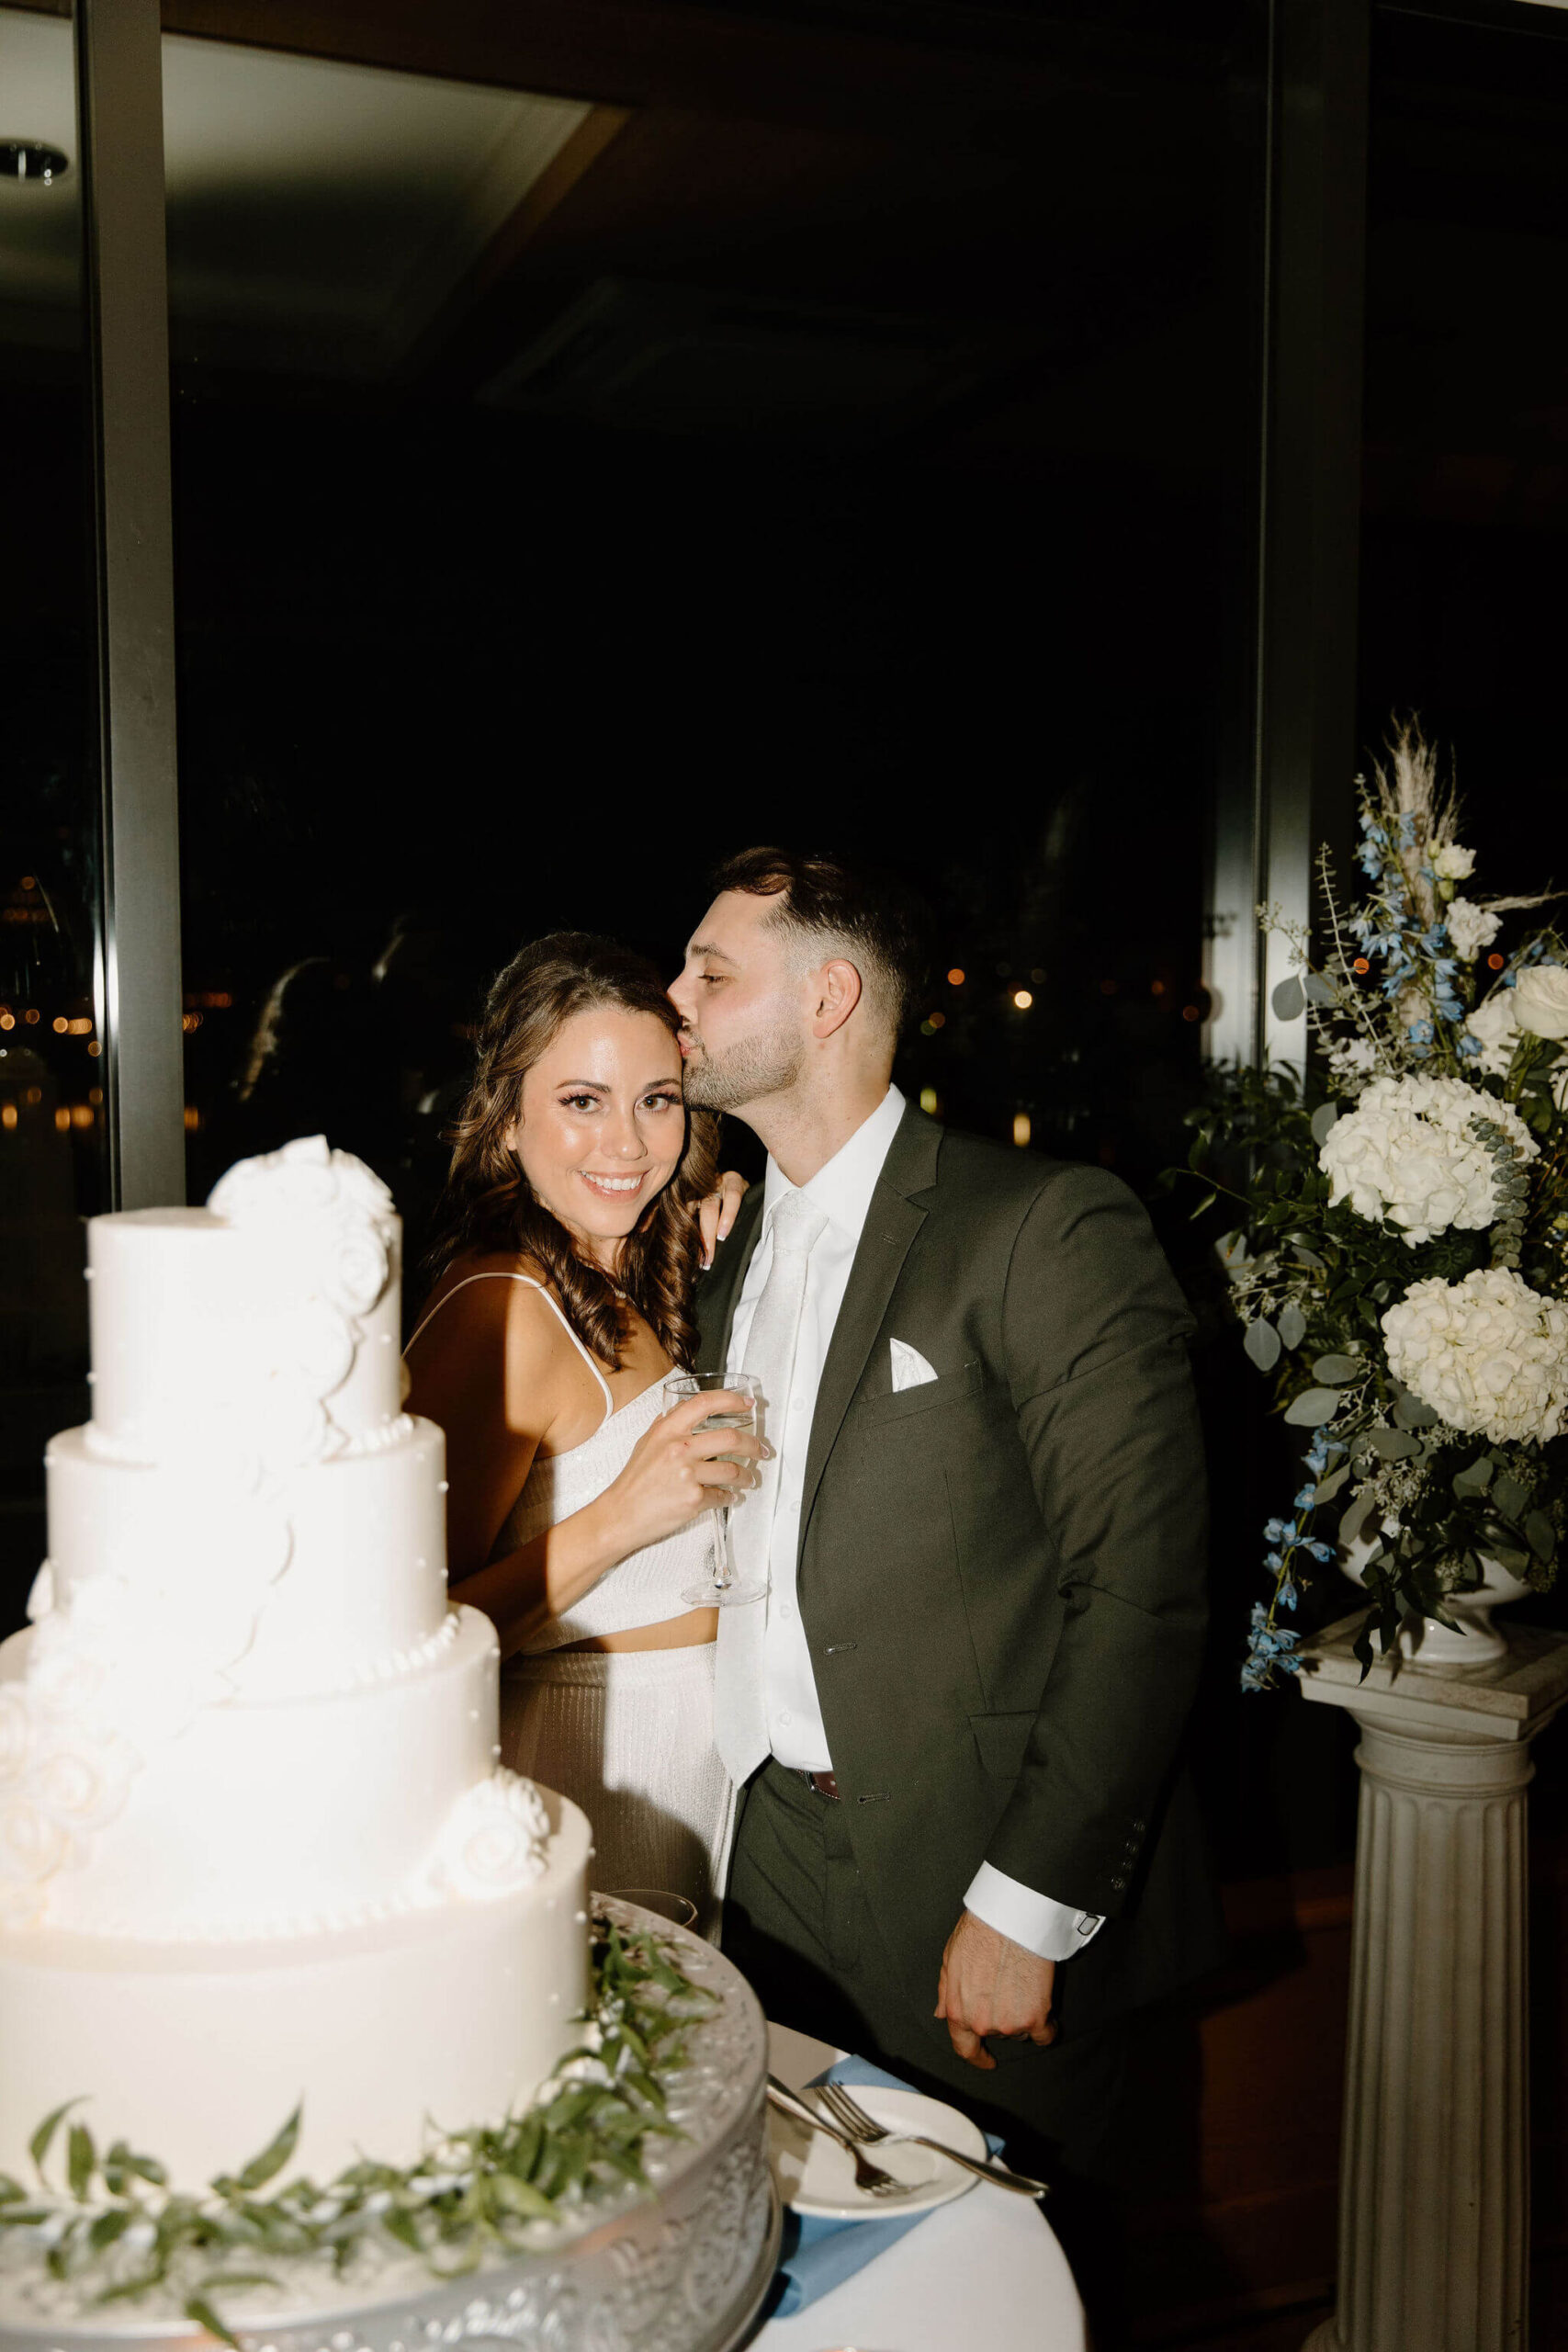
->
697 1103 1224 2039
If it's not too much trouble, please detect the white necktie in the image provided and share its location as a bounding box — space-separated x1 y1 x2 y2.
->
713 1188 828 1785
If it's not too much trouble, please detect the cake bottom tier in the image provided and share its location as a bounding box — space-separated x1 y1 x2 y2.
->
0 1793 591 2194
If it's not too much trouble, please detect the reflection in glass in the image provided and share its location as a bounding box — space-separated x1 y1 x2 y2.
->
0 3 103 1631
162 19 1248 1318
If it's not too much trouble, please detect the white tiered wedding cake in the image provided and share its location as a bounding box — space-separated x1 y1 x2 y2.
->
0 1138 591 2195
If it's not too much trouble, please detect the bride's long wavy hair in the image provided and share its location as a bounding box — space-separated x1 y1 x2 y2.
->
424 933 718 1372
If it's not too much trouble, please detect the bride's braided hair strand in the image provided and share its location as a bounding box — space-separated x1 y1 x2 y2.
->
424 933 719 1372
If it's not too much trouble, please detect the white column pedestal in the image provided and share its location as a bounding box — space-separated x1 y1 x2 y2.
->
1300 1614 1568 2352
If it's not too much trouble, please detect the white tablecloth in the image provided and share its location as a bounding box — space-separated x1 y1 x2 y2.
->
751 2027 1085 2352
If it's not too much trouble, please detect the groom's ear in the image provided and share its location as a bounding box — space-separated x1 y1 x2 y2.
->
810 958 863 1040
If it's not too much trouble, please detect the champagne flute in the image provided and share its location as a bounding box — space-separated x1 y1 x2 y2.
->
663 1371 766 1607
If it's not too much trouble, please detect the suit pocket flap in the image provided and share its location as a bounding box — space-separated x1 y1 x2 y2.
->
969 1708 1035 1779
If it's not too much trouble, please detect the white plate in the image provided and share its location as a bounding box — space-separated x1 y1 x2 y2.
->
767 2082 987 2221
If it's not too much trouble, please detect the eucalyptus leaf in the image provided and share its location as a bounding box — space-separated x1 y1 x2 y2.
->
1452 1456 1495 1499
1312 1353 1361 1385
184 2297 243 2349
1494 1475 1530 1521
1270 973 1305 1021
1303 973 1338 1007
28 2101 80 2186
1278 1303 1307 1351
1366 1427 1421 1460
1392 1390 1440 1430
1313 1465 1349 1504
1283 1387 1342 1427
1309 1102 1340 1146
1290 1240 1326 1268
1244 1317 1282 1372
66 2124 95 2204
234 2108 300 2195
1485 1544 1531 1574
1527 1511 1556 1563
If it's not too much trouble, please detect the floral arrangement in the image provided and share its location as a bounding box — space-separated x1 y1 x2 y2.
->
1179 727 1568 1687
0 1918 710 2343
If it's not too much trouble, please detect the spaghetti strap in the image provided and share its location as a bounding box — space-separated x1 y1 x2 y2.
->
403 1273 614 1426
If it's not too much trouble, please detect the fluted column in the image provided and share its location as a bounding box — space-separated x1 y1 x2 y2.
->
1300 1615 1568 2352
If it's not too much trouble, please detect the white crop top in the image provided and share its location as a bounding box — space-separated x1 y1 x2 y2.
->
405 1272 715 1655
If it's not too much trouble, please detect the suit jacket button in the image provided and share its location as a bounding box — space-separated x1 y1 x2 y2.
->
1111 1873 1127 1892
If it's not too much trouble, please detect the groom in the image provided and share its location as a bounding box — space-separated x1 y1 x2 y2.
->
671 849 1223 2232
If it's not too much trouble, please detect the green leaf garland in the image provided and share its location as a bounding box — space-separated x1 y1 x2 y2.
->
0 1917 716 2333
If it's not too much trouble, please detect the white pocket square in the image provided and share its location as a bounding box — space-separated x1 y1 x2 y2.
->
890 1339 939 1393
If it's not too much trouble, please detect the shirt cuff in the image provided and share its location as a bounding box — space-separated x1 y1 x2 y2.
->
963 1862 1105 1962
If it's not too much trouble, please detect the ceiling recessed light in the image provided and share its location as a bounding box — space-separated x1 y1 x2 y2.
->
0 141 71 185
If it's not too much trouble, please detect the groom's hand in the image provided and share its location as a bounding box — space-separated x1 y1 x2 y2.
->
935 1910 1056 2070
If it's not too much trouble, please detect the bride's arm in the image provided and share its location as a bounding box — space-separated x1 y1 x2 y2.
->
404 1278 622 1656
406 1278 761 1659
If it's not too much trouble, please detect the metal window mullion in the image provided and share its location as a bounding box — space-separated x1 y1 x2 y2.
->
1206 0 1370 1073
78 0 185 1210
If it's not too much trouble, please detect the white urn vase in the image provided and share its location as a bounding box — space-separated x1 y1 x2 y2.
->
1341 1531 1532 1668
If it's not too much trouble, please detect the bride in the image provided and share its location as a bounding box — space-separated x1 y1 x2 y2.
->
403 932 761 1933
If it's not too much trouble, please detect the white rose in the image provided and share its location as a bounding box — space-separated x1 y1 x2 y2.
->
33 1735 136 1830
209 1137 340 1225
1465 989 1521 1079
1434 843 1477 880
0 1798 71 1883
1383 1267 1568 1446
329 1152 397 1221
1446 899 1502 962
269 1300 356 1396
1317 1075 1536 1246
434 1772 550 1898
318 1215 390 1320
1512 965 1568 1042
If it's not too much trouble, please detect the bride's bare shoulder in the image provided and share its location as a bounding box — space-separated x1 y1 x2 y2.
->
408 1253 558 1359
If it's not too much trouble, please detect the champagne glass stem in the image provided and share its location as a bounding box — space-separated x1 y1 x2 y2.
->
711 1503 734 1595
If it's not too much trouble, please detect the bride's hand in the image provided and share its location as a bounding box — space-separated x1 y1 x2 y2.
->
697 1172 749 1271
597 1389 766 1557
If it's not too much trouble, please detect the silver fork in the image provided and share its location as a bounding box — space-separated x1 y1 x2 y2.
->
764 2075 908 2199
816 2079 1051 2199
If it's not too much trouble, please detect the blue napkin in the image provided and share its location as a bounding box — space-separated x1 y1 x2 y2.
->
768 2055 1005 2319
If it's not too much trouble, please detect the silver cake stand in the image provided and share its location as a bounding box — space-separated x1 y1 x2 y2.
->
0 1902 780 2352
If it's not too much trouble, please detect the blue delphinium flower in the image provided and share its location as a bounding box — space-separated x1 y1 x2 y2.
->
1242 1602 1304 1690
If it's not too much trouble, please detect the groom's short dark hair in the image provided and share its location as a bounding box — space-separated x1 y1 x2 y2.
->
709 846 929 1040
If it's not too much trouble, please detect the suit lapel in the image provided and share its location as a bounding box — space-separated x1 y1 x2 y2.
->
798 1105 942 1543
695 1181 764 1375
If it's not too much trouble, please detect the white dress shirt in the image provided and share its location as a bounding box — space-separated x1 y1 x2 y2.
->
725 1085 1102 1966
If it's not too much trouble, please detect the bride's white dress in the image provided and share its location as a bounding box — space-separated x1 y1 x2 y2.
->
408 1274 735 1936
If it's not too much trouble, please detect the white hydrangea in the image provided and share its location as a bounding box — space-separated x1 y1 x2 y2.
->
1465 989 1521 1079
1382 1268 1568 1445
1318 1075 1536 1246
1446 898 1502 962
1434 843 1477 881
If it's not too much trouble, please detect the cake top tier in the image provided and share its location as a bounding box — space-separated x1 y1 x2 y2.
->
86 1137 404 1466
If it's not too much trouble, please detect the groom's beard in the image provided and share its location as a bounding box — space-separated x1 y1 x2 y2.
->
681 1018 804 1113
